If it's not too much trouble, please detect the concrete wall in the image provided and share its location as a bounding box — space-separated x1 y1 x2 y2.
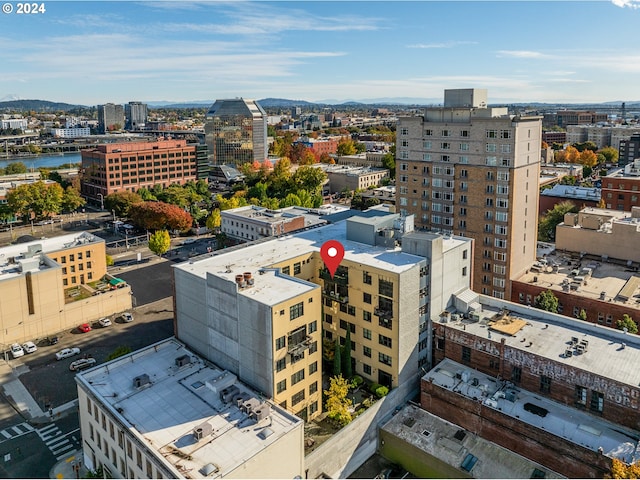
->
305 381 416 479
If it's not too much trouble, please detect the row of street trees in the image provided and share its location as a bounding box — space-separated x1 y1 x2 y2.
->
2 180 85 223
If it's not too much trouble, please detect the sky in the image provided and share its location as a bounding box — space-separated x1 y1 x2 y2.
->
1 0 639 106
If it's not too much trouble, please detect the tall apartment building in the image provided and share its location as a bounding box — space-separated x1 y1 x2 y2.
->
80 139 208 204
601 159 640 211
619 133 640 167
396 89 542 300
97 103 125 133
124 101 148 130
173 214 472 421
204 98 268 166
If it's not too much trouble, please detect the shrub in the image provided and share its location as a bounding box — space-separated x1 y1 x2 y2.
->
362 397 374 408
351 375 363 388
369 382 382 394
375 386 389 398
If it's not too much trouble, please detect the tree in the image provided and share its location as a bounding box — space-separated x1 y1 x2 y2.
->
577 149 598 167
538 201 578 241
5 162 27 174
534 289 559 313
324 375 352 426
61 186 86 212
206 209 221 233
343 329 352 379
129 201 193 231
333 339 342 376
6 181 64 221
104 191 143 218
616 314 638 334
610 458 640 478
578 309 587 321
105 345 132 361
148 230 171 257
337 139 356 156
292 165 327 196
598 146 619 164
382 153 396 179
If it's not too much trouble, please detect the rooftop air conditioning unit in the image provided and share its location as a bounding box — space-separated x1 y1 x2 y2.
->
221 385 240 403
133 374 150 389
175 355 191 368
253 403 271 421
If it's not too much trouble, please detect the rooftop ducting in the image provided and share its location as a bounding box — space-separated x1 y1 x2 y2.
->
133 374 151 389
175 355 191 368
235 274 246 289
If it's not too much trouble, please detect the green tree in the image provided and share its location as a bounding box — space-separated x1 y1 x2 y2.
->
104 191 143 218
6 181 64 221
337 139 356 156
206 209 221 233
148 229 171 257
137 187 157 201
61 186 86 212
5 162 27 174
324 375 352 426
597 146 619 164
578 309 587 321
280 193 301 208
534 289 559 313
292 165 327 196
616 314 638 334
381 152 396 179
538 201 578 241
105 346 132 361
105 254 114 266
343 328 352 379
333 339 342 376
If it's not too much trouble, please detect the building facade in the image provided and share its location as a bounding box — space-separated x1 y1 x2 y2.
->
323 165 389 193
601 159 640 211
556 110 608 127
0 232 131 346
124 102 148 131
80 139 206 204
97 104 125 133
619 133 640 167
396 88 542 300
50 127 91 138
220 206 308 241
76 338 304 479
204 98 268 166
566 124 640 150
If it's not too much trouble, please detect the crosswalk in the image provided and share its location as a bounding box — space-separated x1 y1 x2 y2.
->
36 423 79 460
0 422 34 440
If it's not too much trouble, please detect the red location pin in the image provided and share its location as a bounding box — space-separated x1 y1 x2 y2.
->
320 240 345 278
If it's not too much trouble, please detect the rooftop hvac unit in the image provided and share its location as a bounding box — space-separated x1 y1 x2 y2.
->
451 314 460 322
175 355 191 368
133 374 150 389
253 403 271 421
233 392 251 408
221 385 240 403
242 398 261 415
193 422 213 440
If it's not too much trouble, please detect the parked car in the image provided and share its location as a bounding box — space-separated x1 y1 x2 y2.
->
120 312 133 323
55 347 81 360
69 357 96 371
22 341 37 354
43 336 59 346
78 323 92 333
10 343 24 359
98 317 112 328
180 238 196 245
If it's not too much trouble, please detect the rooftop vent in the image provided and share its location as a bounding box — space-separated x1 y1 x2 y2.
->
175 355 191 368
252 403 271 421
193 422 213 441
200 463 219 477
221 385 240 403
133 374 150 389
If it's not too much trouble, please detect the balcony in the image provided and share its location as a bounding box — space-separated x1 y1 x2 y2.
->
319 269 348 286
374 307 393 320
288 335 313 357
322 290 349 304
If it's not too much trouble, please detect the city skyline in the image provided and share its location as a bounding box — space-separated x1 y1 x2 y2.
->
1 1 639 106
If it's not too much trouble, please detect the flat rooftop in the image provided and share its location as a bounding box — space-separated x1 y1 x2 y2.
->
515 249 640 314
174 221 425 304
76 338 302 479
426 358 640 464
382 403 563 478
0 231 102 282
221 205 328 229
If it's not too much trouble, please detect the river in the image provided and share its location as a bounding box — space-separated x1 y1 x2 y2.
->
0 153 81 169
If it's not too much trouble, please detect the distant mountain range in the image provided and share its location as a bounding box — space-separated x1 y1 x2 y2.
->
1 98 640 113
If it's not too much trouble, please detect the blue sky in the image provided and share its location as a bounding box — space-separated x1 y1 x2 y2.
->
1 1 639 105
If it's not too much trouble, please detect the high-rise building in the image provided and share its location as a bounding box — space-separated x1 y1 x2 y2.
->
396 88 542 300
204 98 267 166
124 101 148 130
97 103 125 133
618 132 640 167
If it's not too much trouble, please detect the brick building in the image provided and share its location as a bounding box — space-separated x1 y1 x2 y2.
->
539 184 600 214
80 139 207 206
422 293 640 478
601 159 640 211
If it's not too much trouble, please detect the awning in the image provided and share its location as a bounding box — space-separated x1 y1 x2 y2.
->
109 278 125 286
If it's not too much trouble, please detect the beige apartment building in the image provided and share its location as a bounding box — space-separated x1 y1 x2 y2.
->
396 88 542 300
0 232 131 347
76 338 304 479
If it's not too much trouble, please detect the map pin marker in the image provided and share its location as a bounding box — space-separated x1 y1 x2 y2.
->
320 240 345 278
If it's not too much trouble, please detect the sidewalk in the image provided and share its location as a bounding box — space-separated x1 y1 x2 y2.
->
50 449 89 479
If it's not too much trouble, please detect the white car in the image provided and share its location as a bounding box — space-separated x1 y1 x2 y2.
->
10 343 24 359
180 238 196 245
22 341 37 354
69 357 96 371
120 312 133 323
55 347 81 360
98 317 112 328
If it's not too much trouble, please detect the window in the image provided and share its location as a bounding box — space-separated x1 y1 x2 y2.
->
146 460 153 478
363 271 372 284
379 279 394 297
462 346 471 363
276 358 286 372
379 334 392 348
363 310 371 322
309 401 318 415
308 320 317 333
291 390 305 406
348 305 356 316
136 450 142 469
309 361 318 375
540 375 551 393
339 319 348 330
292 369 305 385
486 130 497 138
379 353 392 366
425 129 433 136
294 262 301 275
512 366 522 383
363 364 372 375
575 385 587 406
276 336 286 350
309 341 318 354
363 292 372 304
486 144 497 152
363 328 372 340
325 313 333 324
290 302 304 320
590 391 604 413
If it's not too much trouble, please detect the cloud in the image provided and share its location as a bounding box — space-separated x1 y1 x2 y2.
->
406 41 477 49
611 0 640 9
496 50 549 59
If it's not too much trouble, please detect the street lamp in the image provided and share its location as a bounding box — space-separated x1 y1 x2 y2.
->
97 193 104 210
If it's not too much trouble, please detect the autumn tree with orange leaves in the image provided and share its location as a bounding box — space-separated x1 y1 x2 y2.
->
128 201 192 231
